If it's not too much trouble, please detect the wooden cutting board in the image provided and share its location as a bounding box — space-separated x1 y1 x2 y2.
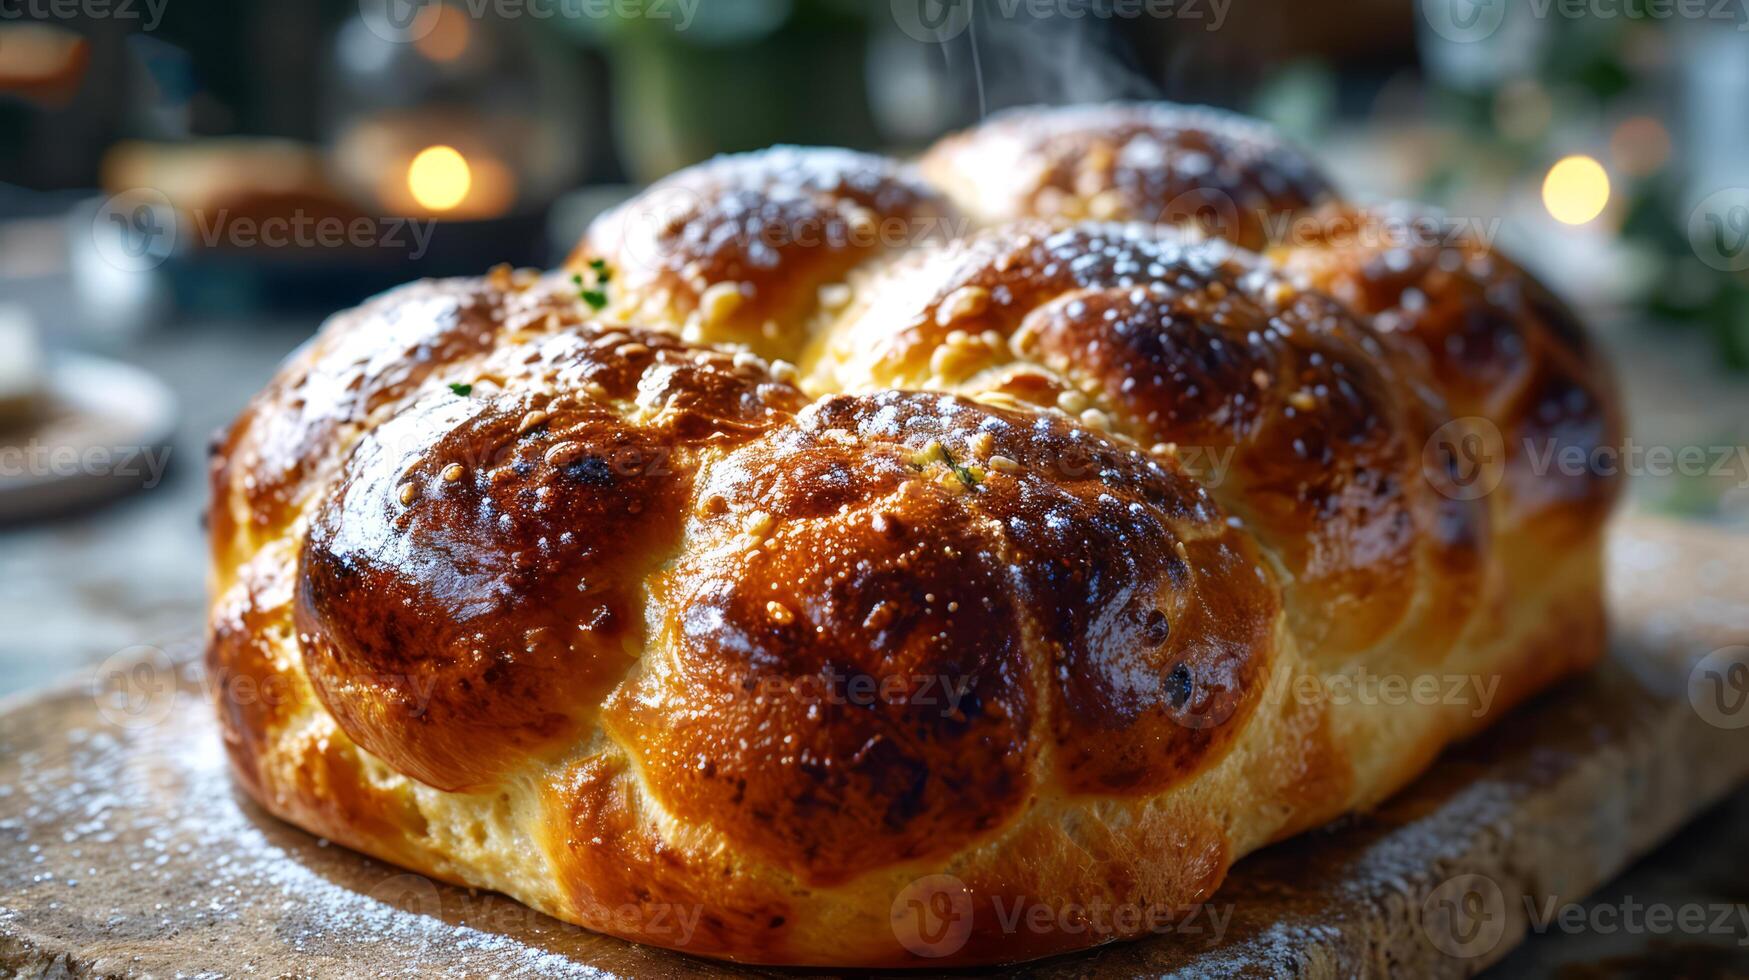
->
2 515 1747 979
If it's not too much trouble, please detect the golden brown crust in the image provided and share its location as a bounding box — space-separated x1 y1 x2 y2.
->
609 391 1276 885
811 223 1486 664
573 146 958 359
1269 202 1625 541
208 104 1623 967
295 325 803 792
208 275 585 569
922 102 1337 250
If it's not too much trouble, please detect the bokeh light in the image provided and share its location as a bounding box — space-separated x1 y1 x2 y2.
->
413 5 470 63
407 145 471 212
1610 116 1671 178
1542 155 1611 226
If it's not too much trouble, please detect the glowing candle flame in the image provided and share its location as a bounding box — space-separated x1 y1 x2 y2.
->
1542 155 1610 226
407 145 471 212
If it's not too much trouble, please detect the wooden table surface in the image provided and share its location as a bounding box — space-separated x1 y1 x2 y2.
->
2 516 1747 978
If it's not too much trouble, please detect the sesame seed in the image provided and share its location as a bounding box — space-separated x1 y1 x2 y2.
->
819 283 853 310
846 206 878 235
766 600 794 625
744 510 774 541
989 454 1020 473
518 411 549 434
1088 189 1125 220
398 484 417 506
699 281 744 325
935 285 991 327
441 464 465 483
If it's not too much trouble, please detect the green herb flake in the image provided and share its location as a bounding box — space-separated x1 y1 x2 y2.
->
588 258 612 283
580 289 608 311
448 382 473 397
936 443 981 489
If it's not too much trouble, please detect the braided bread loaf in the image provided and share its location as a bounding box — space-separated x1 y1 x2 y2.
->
207 103 1622 967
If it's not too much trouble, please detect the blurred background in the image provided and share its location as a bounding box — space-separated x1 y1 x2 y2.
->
2 1 1748 682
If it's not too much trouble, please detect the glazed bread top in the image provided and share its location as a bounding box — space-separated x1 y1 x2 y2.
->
921 102 1337 251
211 103 1622 890
575 147 957 359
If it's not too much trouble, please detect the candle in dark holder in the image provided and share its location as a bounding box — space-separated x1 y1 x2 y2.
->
324 1 586 271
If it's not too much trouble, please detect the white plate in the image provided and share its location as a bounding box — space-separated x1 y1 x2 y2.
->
0 354 178 522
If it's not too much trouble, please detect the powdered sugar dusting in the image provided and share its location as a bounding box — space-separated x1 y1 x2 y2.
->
0 654 623 979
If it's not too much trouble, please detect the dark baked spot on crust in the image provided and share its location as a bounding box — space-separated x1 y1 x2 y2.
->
296 325 804 793
923 102 1336 250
